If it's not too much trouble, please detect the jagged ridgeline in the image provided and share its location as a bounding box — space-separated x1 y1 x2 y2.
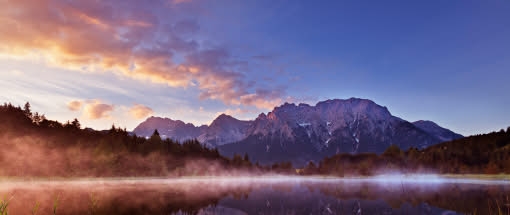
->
134 98 464 166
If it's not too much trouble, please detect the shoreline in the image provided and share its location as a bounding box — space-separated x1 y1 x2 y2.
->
0 174 509 184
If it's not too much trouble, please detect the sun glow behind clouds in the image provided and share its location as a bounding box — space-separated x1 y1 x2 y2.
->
0 0 286 111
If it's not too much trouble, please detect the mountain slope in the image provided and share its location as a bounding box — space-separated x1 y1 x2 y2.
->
197 114 252 146
413 120 463 142
219 98 456 166
133 115 251 147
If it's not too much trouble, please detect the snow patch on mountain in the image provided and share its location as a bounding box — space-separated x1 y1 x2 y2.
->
299 123 311 127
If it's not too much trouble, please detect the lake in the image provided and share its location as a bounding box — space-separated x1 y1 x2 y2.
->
0 176 509 214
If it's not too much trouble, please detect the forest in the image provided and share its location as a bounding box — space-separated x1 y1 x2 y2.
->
302 126 510 176
0 102 279 177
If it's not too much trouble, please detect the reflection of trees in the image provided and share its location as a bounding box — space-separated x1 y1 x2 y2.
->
0 181 254 215
2 180 509 214
311 182 510 214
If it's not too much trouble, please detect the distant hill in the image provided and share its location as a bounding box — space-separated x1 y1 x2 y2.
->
304 127 510 175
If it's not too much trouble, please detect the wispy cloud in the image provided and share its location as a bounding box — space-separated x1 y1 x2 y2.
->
0 0 285 110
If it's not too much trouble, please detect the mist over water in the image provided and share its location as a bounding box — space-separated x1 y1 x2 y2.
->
1 176 509 215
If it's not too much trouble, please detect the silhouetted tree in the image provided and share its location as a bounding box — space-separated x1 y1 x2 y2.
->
23 102 32 118
32 112 41 124
71 118 81 129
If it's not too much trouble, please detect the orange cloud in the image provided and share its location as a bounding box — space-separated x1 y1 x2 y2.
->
240 94 282 110
129 104 154 119
75 11 109 29
0 0 285 111
82 100 114 120
67 100 83 111
124 20 153 28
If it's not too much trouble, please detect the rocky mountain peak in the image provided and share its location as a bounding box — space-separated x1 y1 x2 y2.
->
197 114 252 146
137 117 184 129
210 114 238 126
133 98 464 166
316 98 391 117
132 116 203 141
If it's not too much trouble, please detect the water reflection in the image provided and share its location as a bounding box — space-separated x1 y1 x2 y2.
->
0 177 508 214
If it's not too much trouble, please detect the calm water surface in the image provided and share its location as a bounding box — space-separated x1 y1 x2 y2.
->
0 176 509 215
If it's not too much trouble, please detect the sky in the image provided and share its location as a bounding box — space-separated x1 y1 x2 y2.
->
0 0 509 135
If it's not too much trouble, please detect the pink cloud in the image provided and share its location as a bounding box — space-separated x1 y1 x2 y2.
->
129 104 154 119
82 100 114 120
240 94 282 110
67 100 83 111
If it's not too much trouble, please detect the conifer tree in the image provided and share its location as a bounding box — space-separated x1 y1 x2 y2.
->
23 102 32 118
71 118 81 129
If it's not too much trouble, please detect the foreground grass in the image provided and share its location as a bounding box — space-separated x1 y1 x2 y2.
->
0 194 13 215
0 193 61 215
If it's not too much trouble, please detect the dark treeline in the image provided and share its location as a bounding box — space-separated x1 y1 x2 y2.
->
302 127 510 176
0 102 291 177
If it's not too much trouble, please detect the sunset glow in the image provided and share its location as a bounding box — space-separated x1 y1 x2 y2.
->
1 1 509 133
1 2 510 214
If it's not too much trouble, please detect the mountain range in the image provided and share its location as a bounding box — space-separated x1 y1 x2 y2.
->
133 98 463 166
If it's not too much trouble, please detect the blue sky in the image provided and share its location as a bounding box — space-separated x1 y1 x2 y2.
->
0 0 509 135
